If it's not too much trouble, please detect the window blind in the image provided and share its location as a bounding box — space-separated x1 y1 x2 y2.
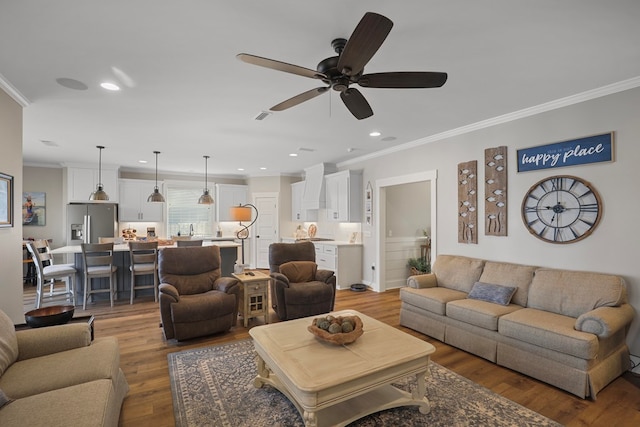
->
166 184 214 236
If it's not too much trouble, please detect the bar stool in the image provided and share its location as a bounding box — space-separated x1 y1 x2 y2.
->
176 239 203 247
128 241 159 304
26 240 76 308
81 242 117 310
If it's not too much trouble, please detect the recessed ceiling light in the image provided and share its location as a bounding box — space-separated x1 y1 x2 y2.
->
260 167 267 170
138 160 148 164
369 131 381 137
100 82 120 91
289 153 298 157
237 168 245 171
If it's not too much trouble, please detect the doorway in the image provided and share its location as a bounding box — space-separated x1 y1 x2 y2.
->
374 170 437 292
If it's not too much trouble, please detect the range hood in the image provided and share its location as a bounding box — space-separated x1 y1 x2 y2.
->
302 163 337 210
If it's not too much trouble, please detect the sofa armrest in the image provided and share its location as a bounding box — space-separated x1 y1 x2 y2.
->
215 276 239 293
159 283 180 301
575 303 635 338
315 269 335 284
16 323 91 361
407 273 438 289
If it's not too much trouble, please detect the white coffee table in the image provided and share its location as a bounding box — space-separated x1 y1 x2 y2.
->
249 309 435 427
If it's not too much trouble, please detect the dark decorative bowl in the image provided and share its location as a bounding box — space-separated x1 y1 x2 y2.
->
24 305 75 328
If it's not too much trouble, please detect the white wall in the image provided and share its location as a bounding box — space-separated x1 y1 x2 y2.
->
345 86 640 356
0 89 25 322
22 166 65 248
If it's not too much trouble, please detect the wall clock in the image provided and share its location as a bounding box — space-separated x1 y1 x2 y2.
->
521 175 602 244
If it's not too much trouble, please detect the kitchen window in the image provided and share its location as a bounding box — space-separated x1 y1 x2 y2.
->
166 182 214 237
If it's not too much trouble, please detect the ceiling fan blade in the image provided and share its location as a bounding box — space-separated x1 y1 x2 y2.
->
270 87 330 111
358 71 448 88
340 88 373 120
337 12 393 77
237 53 327 80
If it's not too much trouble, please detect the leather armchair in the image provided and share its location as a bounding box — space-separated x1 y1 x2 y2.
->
269 241 336 321
158 246 239 340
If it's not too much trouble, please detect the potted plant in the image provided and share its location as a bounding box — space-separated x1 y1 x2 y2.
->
407 257 430 275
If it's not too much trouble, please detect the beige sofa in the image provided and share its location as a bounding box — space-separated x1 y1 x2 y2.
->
399 255 635 399
0 310 129 426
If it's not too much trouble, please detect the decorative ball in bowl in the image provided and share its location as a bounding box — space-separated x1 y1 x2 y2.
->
24 305 75 328
308 314 364 345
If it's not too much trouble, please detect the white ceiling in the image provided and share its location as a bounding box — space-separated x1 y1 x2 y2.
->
2 1 640 178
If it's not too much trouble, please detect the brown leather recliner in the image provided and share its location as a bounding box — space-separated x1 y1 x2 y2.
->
158 245 239 340
269 241 336 321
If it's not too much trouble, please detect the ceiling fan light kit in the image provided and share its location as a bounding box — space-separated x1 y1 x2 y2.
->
237 12 447 120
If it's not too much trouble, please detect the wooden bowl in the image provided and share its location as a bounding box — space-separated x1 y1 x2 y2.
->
25 305 75 328
307 315 364 345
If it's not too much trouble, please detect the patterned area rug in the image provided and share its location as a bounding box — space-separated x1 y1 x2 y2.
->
168 339 561 427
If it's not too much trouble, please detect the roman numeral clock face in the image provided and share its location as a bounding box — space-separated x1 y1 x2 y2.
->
521 175 602 244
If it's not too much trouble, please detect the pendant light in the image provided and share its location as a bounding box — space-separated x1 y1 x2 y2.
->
147 151 165 202
198 155 214 204
89 145 109 201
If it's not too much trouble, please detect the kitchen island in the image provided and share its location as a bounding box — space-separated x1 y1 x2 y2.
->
50 241 241 304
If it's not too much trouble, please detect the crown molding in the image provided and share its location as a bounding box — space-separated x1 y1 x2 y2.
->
339 76 640 169
0 72 30 107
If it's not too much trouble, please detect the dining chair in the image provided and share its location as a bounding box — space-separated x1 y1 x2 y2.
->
128 241 159 304
26 240 77 308
176 239 203 247
81 242 117 310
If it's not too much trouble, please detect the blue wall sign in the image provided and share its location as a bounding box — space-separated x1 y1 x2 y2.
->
517 132 613 172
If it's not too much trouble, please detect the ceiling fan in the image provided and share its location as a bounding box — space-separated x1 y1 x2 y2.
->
237 12 448 120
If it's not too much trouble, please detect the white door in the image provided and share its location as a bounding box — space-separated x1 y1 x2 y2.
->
253 194 278 269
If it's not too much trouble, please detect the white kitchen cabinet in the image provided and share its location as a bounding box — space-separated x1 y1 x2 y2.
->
314 242 363 289
325 170 362 222
66 166 119 203
118 179 164 222
291 181 317 222
216 184 248 221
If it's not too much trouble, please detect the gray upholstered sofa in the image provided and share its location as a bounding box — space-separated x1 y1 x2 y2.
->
0 309 129 426
399 254 635 399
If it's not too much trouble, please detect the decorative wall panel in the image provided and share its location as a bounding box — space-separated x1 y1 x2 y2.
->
458 160 477 244
485 146 508 236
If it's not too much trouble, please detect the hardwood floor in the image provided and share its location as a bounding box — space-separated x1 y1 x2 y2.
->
23 284 640 427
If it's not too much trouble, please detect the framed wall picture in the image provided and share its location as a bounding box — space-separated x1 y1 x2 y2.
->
364 181 373 226
0 172 14 228
23 191 46 226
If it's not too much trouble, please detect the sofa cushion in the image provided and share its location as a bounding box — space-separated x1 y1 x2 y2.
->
0 337 121 399
280 261 317 283
400 287 468 316
432 255 485 293
528 269 627 318
479 261 536 307
447 299 522 331
499 308 599 360
468 282 517 306
0 379 118 427
0 310 18 376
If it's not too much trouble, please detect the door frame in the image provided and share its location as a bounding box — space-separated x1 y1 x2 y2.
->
252 192 279 269
374 170 437 292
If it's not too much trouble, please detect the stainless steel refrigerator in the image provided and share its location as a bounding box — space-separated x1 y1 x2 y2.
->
67 203 119 244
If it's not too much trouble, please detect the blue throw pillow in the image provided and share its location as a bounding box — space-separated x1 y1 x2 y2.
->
467 281 517 306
